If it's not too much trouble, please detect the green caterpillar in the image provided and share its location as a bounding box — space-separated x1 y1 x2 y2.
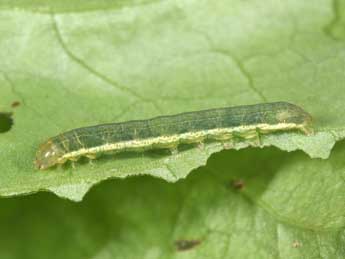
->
35 102 313 170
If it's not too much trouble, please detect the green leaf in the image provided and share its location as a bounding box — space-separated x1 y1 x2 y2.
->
1 0 345 200
1 143 345 258
2 1 345 256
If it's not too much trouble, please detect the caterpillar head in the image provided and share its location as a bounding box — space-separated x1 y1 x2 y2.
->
35 140 65 170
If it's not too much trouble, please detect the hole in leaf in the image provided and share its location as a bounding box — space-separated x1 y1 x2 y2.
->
0 112 13 133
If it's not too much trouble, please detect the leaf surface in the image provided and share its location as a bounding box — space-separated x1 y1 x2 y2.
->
0 1 344 201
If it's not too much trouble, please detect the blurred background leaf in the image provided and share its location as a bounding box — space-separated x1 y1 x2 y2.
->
1 143 345 258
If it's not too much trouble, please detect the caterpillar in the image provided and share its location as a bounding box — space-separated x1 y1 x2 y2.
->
35 102 313 170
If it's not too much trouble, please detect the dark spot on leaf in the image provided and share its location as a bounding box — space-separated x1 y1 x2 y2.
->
292 240 301 248
11 101 21 108
0 112 13 133
230 179 245 190
175 239 201 251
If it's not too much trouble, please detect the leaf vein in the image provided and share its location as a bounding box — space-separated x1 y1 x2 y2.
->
50 13 163 113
